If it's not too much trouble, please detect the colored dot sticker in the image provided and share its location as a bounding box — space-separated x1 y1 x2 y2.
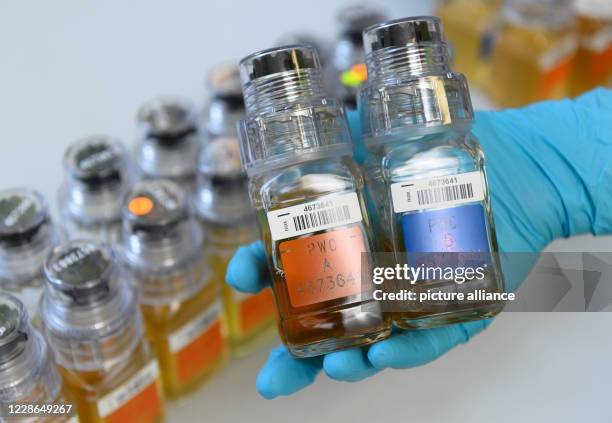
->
340 63 368 88
128 196 154 217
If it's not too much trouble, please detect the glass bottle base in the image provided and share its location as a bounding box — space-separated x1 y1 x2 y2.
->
286 325 391 358
392 302 503 330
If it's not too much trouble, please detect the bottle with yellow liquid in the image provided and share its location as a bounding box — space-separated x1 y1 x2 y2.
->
0 294 74 423
120 179 227 399
568 0 612 96
39 240 165 423
437 0 502 88
196 63 277 356
238 45 391 357
488 0 577 107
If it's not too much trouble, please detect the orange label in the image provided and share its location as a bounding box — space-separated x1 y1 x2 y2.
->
538 56 573 99
239 288 276 333
589 45 612 80
280 226 366 308
98 360 163 423
169 303 225 385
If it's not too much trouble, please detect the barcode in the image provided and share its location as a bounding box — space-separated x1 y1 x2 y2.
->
416 183 474 206
292 205 351 232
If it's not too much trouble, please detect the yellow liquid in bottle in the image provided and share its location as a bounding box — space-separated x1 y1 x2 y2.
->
488 21 577 107
438 0 500 88
59 342 164 423
569 15 612 96
139 255 228 399
204 222 277 356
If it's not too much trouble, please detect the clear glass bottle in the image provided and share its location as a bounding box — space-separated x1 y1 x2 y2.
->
488 0 577 107
568 0 612 96
196 63 276 356
437 0 502 88
135 97 201 194
0 189 59 320
324 5 386 108
39 240 165 423
0 294 73 423
238 45 391 357
58 136 132 244
360 17 505 329
120 179 227 398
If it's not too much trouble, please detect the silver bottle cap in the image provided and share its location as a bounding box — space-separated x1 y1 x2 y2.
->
44 240 114 305
240 44 321 83
122 179 188 231
64 136 125 185
0 189 47 248
136 97 201 182
363 16 445 55
204 63 245 138
0 294 27 363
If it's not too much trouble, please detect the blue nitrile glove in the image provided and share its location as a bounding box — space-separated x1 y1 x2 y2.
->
226 88 612 399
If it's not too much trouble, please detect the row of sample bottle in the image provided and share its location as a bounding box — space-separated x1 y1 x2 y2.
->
236 15 506 357
438 0 612 107
0 71 277 422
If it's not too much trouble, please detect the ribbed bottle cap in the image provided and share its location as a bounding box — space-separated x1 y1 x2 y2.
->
363 16 445 55
0 189 47 247
240 44 320 83
63 136 125 186
137 97 198 144
123 180 188 231
44 240 114 302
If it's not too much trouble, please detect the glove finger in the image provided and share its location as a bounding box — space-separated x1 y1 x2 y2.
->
322 347 380 382
226 240 270 293
256 345 323 399
368 319 491 370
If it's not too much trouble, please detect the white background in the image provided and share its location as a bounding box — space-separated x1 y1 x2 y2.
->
1 1 611 422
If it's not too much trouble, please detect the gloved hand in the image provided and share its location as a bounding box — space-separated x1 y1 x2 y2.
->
226 88 612 399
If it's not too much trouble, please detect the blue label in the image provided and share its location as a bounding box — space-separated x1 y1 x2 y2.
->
402 204 490 268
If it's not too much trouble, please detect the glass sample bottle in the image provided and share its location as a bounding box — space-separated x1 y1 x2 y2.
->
360 17 505 329
568 0 612 96
488 0 577 107
120 179 227 398
324 5 386 108
135 97 201 194
0 189 59 319
40 240 164 423
58 136 132 244
238 45 391 357
196 63 276 356
0 294 73 423
437 0 502 88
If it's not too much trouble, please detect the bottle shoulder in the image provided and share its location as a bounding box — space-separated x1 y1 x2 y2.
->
365 130 485 181
249 156 364 209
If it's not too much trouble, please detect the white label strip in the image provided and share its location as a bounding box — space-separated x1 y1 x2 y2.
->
391 171 485 213
97 360 159 418
582 26 612 53
168 301 221 353
539 36 577 71
267 192 363 241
